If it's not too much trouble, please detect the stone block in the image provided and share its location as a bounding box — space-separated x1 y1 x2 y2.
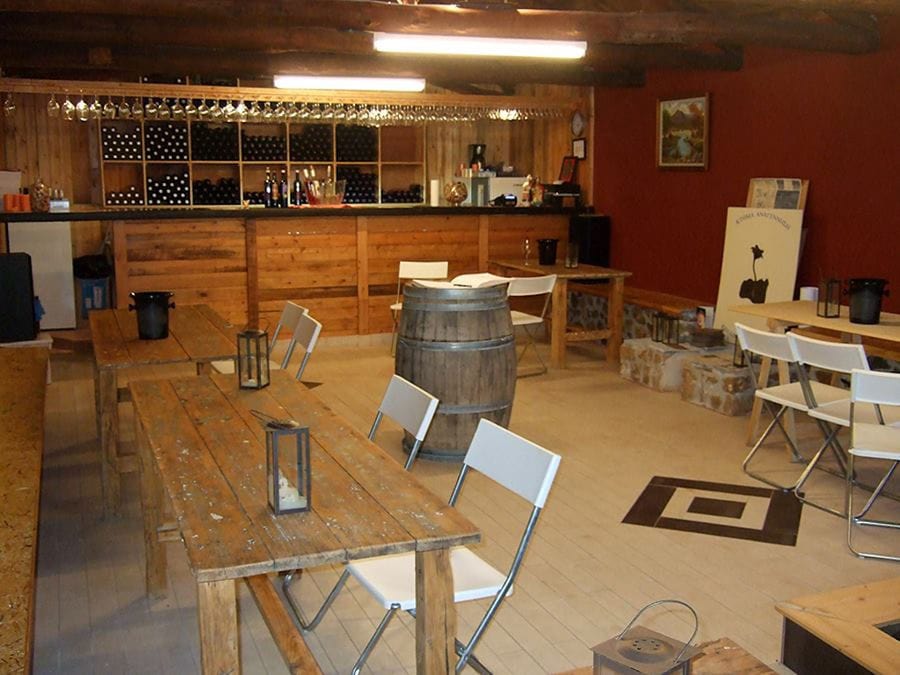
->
619 337 698 392
682 352 754 416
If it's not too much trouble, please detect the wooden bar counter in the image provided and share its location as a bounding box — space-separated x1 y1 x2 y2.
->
4 206 577 337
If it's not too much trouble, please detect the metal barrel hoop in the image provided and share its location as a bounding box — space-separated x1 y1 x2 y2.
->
616 598 699 665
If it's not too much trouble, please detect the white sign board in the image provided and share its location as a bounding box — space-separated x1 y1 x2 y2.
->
714 207 804 333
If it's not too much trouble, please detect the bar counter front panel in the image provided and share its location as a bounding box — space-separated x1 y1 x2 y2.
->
68 208 575 335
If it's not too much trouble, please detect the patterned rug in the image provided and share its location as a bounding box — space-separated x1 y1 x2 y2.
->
623 476 803 546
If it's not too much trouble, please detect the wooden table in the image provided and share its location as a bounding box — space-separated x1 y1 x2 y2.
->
130 370 480 675
90 304 237 514
489 260 631 368
731 301 900 444
776 577 900 674
0 347 49 673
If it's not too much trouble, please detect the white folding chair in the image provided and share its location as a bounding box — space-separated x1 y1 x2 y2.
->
289 312 322 382
390 260 449 353
368 374 439 470
788 332 870 515
735 323 846 490
846 369 900 562
211 301 307 374
282 419 561 675
507 274 557 375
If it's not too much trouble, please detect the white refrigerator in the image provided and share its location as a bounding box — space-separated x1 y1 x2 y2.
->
7 221 76 329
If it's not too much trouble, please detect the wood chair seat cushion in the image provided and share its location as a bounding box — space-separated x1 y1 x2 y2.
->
347 547 509 611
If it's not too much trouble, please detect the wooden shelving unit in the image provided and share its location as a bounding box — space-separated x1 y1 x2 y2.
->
98 120 425 208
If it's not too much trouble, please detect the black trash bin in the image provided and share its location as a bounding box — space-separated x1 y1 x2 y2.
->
73 254 112 319
537 238 559 265
129 291 175 339
847 278 889 325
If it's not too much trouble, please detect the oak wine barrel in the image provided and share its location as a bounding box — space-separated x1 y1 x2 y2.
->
395 283 516 461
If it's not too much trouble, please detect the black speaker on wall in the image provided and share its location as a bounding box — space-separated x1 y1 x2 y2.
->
569 214 611 268
0 252 37 343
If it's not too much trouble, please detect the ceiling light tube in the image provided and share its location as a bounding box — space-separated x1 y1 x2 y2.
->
373 32 587 59
273 75 426 92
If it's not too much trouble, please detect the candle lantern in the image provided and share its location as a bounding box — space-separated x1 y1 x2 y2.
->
264 418 311 515
817 278 841 318
592 600 701 675
237 328 270 389
652 312 680 346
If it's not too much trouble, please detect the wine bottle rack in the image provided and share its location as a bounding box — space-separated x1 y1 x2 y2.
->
98 120 424 208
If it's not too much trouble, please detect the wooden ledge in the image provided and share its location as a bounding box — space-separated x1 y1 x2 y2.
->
775 577 900 674
569 283 709 316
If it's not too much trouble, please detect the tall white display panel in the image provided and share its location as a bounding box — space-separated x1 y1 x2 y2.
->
8 221 77 329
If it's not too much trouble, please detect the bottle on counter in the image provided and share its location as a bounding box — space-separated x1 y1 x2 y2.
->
264 167 273 208
293 169 302 206
280 169 288 208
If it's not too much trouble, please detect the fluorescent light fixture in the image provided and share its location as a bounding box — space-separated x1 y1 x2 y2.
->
373 32 587 59
273 75 426 92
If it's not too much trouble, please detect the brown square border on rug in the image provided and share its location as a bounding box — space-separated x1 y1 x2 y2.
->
623 476 803 546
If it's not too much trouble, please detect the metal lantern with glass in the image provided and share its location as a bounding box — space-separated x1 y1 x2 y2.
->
237 328 270 389
263 416 311 515
817 278 841 318
652 312 680 346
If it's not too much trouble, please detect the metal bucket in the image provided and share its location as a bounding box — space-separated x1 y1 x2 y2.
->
129 291 175 339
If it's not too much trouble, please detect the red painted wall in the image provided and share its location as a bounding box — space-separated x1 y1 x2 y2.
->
593 18 900 312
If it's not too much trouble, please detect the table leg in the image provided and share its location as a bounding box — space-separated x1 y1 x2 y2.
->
198 579 239 675
137 419 168 597
550 277 568 369
416 548 455 675
97 367 120 515
607 276 625 365
746 356 770 444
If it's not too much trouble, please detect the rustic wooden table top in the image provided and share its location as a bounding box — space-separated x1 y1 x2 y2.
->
731 300 900 343
776 577 900 675
0 347 49 673
129 370 481 582
90 303 237 370
490 259 632 281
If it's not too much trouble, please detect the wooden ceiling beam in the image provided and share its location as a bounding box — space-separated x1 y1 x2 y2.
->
0 12 373 55
0 43 645 87
0 1 879 52
693 0 900 15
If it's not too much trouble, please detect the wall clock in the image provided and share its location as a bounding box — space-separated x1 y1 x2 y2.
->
570 110 585 137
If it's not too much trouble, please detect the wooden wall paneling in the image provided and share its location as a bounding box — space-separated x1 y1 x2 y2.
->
245 218 259 328
487 213 570 262
357 216 369 335
112 220 128 308
123 219 248 323
255 217 358 336
366 214 480 333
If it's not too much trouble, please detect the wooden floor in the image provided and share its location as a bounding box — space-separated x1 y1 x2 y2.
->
33 339 899 674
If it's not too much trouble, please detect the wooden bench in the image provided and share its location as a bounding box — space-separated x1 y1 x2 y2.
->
569 283 709 317
245 575 323 675
0 347 50 673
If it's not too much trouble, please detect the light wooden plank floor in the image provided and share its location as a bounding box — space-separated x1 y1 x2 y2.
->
33 339 899 674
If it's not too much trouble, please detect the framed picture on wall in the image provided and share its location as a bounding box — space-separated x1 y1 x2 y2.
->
572 138 586 160
657 94 709 169
558 156 577 182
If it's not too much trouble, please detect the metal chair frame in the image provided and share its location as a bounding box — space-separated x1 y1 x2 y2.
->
846 369 900 562
507 274 557 376
289 312 322 381
282 419 560 674
390 260 449 354
368 374 439 470
788 332 869 516
211 301 307 374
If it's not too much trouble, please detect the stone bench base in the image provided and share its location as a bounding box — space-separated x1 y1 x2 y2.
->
682 352 754 416
619 338 724 392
